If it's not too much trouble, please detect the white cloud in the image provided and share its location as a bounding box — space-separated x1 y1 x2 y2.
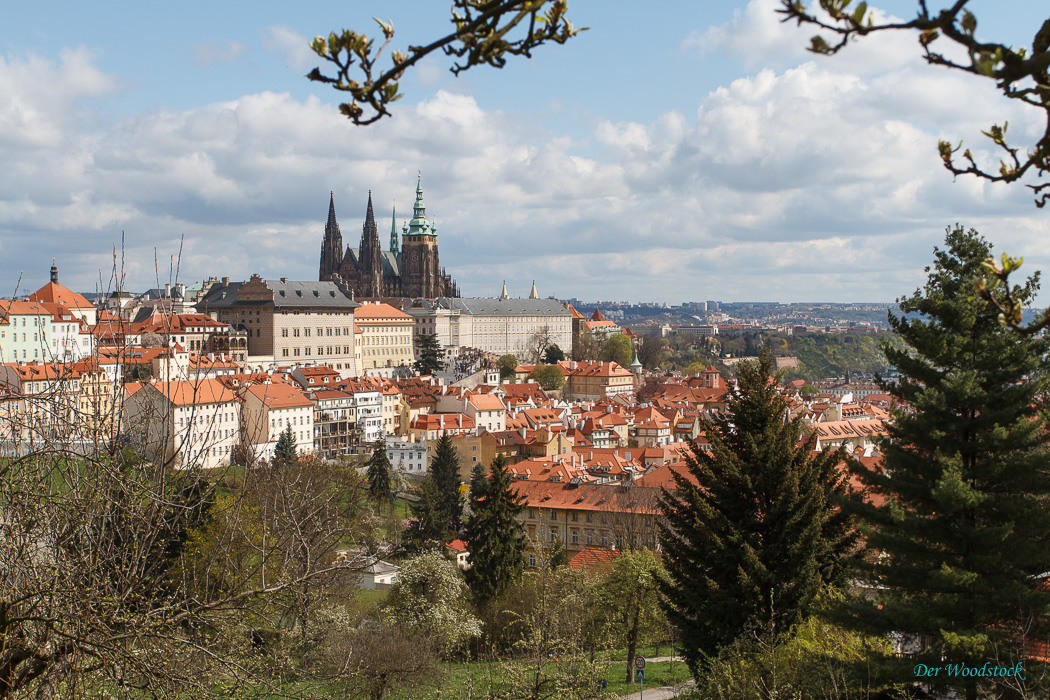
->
263 25 315 72
1 31 1048 305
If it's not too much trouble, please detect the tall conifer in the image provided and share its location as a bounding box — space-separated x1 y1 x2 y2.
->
833 226 1050 698
463 454 526 604
659 353 854 677
430 431 463 532
365 446 393 504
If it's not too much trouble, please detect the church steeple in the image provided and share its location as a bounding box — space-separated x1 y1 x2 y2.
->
319 192 344 281
500 281 509 300
359 191 383 296
389 204 400 255
529 280 538 299
50 258 58 284
406 173 433 236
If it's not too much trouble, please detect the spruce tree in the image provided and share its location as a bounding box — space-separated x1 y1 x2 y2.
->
659 353 854 677
365 446 393 504
463 454 526 604
404 476 452 552
414 333 444 375
832 226 1050 698
430 431 463 532
273 425 297 466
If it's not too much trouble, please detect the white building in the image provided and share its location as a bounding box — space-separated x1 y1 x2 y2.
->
240 381 314 461
407 297 572 361
124 379 241 470
385 436 429 475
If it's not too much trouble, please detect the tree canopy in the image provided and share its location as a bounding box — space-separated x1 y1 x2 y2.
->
827 226 1050 697
413 332 444 375
528 364 565 391
366 445 393 503
659 353 855 676
600 333 632 368
496 353 519 380
463 454 527 604
383 551 481 659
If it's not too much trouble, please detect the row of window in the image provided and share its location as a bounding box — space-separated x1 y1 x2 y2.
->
281 327 353 337
528 508 604 523
281 346 354 357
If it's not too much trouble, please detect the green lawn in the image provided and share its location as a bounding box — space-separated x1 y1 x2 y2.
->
373 656 687 699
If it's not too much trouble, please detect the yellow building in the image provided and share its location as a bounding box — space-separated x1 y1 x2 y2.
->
353 302 415 375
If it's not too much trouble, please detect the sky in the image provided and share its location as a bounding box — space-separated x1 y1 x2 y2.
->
1 0 1048 304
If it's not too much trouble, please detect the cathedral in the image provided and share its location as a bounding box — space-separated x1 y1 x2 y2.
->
318 177 459 299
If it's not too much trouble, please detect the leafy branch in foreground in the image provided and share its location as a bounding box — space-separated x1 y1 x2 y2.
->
779 1 1050 206
307 0 583 125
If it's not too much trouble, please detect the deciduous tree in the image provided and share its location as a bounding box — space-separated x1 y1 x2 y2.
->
596 549 667 683
383 551 481 659
496 353 519 380
779 1 1050 207
308 1 583 125
600 333 632 367
528 364 565 391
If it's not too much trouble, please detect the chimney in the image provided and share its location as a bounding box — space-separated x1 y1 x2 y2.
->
222 277 230 286
164 283 171 298
281 277 288 283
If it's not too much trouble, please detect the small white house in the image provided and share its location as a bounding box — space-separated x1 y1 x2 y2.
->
357 559 400 590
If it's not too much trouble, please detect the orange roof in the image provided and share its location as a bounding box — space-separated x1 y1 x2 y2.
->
569 547 620 572
512 480 660 514
148 379 238 406
0 300 52 319
29 281 93 310
244 382 312 409
466 393 506 411
354 302 412 321
409 413 476 431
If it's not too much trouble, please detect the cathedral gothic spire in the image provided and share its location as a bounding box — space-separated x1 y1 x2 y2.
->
319 192 344 281
318 176 459 298
389 205 400 254
359 191 383 296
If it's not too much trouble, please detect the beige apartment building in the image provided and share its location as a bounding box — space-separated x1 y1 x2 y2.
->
197 276 360 375
353 302 415 375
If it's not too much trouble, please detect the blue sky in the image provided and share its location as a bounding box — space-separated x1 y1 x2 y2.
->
1 1 1047 303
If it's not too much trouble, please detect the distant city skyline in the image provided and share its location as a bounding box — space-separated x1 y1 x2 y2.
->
2 1 1048 303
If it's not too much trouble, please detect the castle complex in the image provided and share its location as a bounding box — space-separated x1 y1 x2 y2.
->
318 177 459 299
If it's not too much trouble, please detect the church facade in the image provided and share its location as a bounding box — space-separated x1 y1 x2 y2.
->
319 178 459 299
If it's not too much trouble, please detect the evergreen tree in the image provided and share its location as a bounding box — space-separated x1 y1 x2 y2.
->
430 432 463 532
366 446 393 504
404 477 453 552
659 353 854 677
414 333 444 375
541 344 565 364
273 425 297 466
463 454 526 604
831 226 1050 698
